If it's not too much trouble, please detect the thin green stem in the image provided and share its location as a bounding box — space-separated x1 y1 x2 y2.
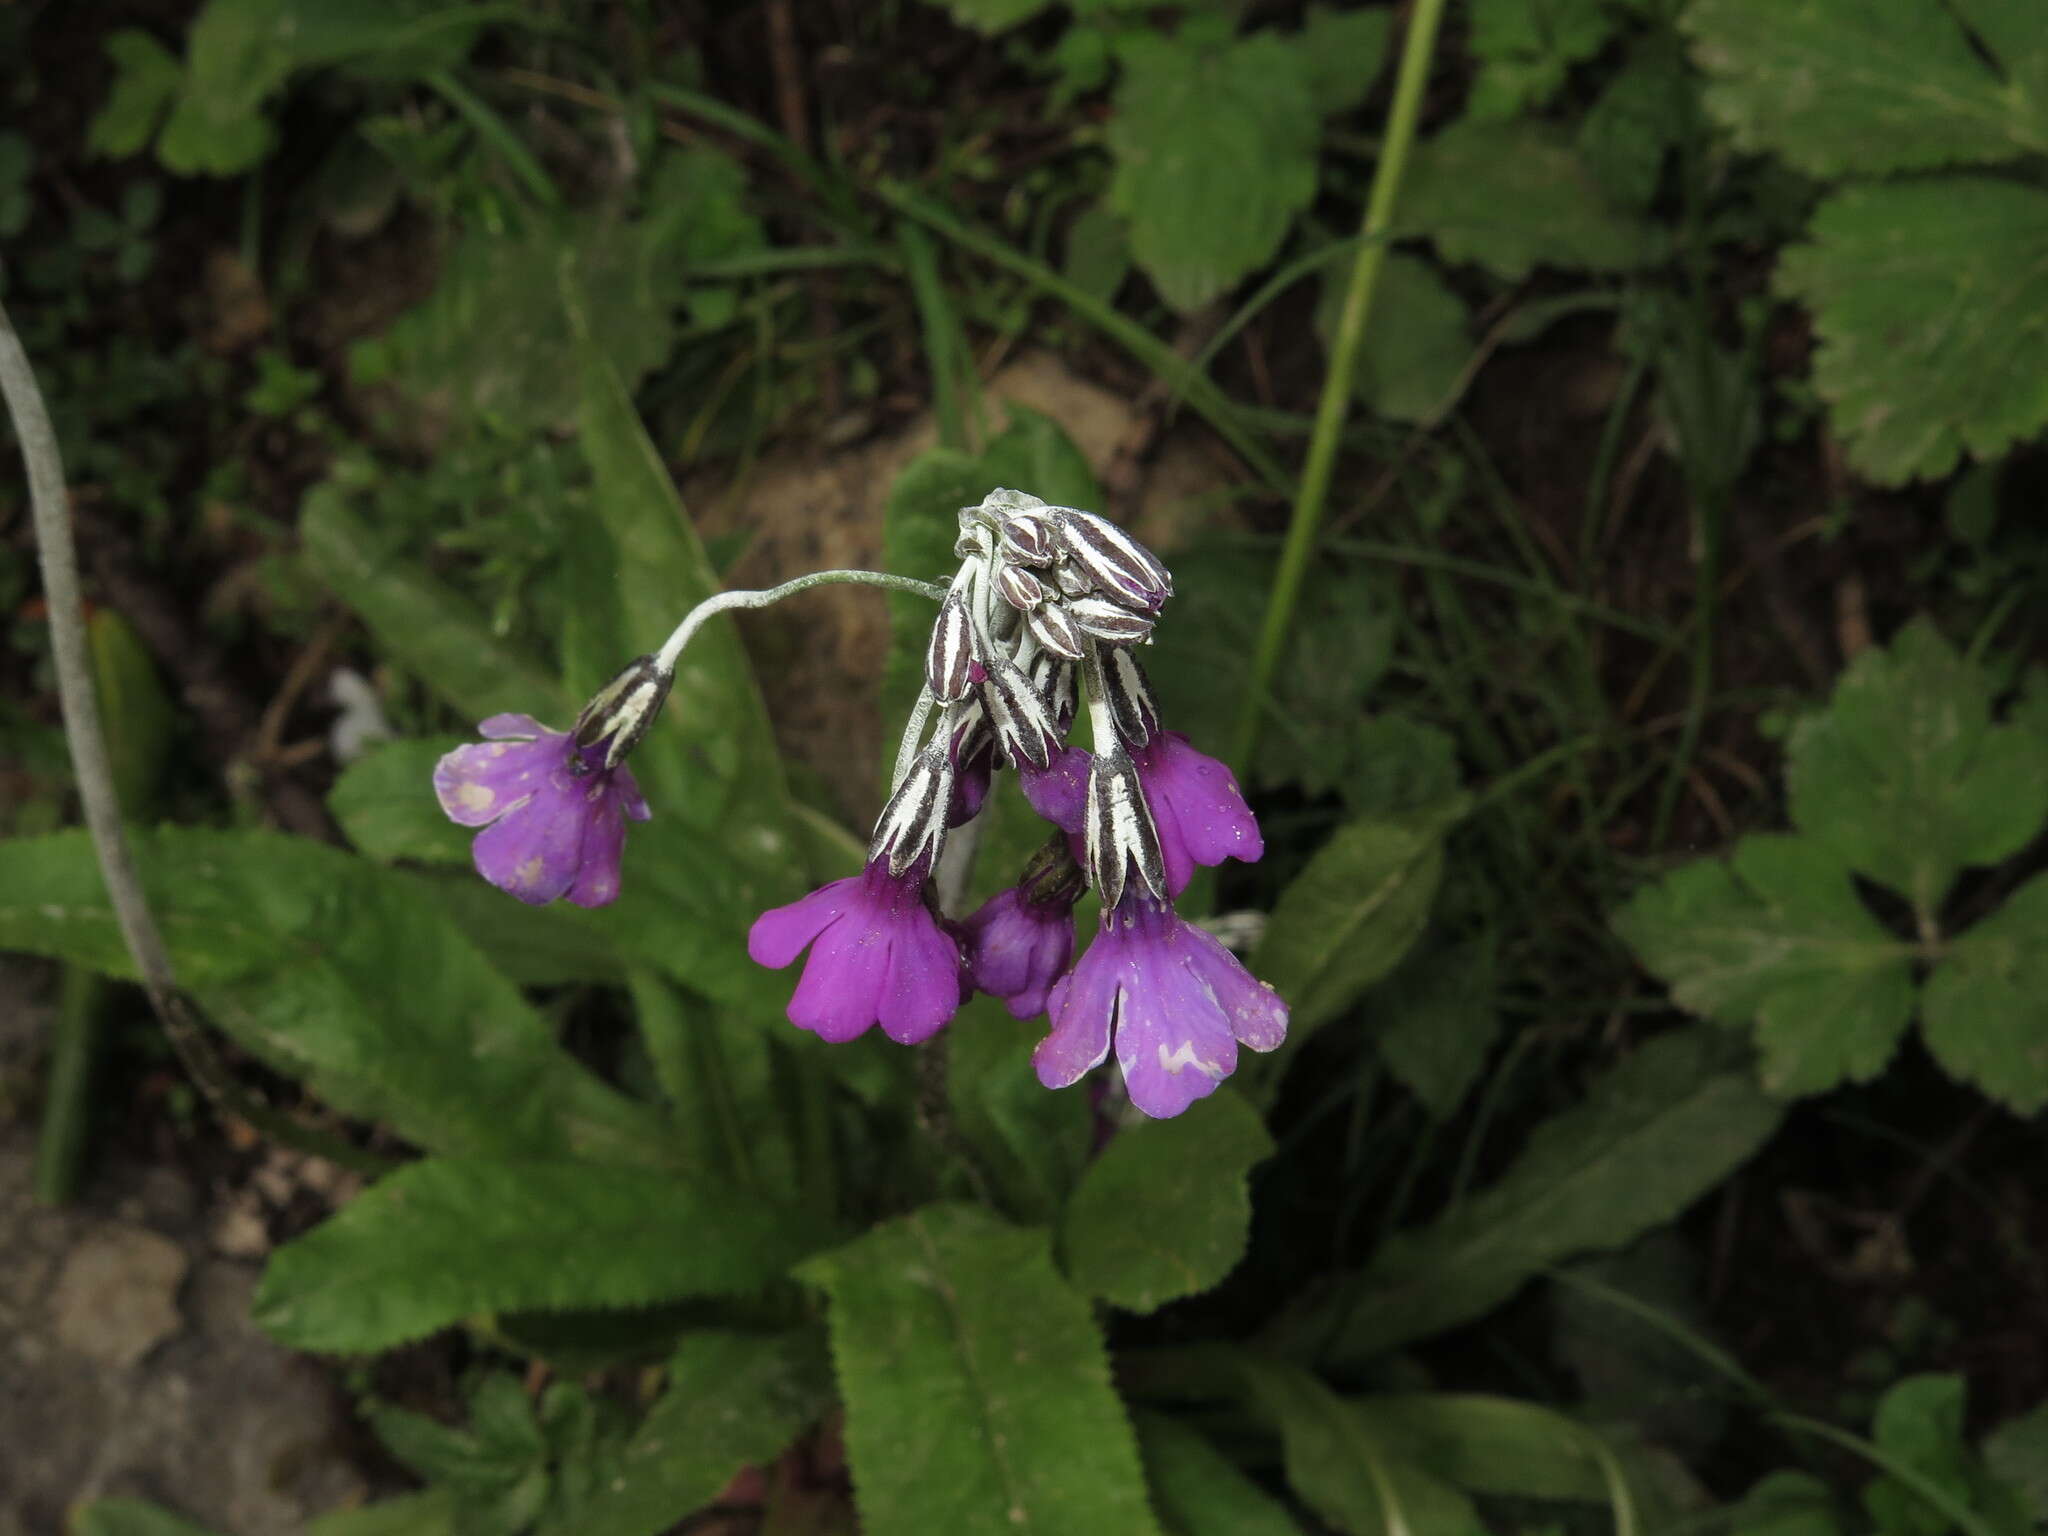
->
425 70 562 208
1232 0 1451 772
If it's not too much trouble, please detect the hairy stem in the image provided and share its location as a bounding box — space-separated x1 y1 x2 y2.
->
1232 0 1451 771
654 568 946 673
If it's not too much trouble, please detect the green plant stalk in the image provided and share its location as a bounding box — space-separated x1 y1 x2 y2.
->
897 221 972 452
1231 0 1450 773
33 968 102 1204
426 70 562 208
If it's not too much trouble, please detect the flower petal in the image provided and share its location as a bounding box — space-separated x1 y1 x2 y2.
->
748 875 862 969
787 910 888 1042
877 908 962 1045
1182 923 1289 1053
1018 746 1090 834
433 735 557 827
1033 939 1121 1090
470 776 587 905
565 787 627 908
478 713 549 740
1115 946 1236 1119
615 763 652 822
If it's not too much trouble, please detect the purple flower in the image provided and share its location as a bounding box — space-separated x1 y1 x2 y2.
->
434 713 649 907
1018 745 1090 834
1132 732 1263 897
748 859 964 1045
960 879 1077 1021
1033 895 1287 1119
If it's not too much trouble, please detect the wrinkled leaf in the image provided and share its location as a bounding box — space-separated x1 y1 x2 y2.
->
1373 936 1499 1119
1319 252 1471 426
1134 1411 1303 1536
557 1329 832 1536
1251 811 1453 1050
1776 179 2048 485
1061 1088 1272 1312
1612 835 1916 1097
1267 1029 1782 1364
0 829 662 1166
1922 873 2048 1114
1727 1472 1840 1536
799 1203 1162 1536
255 1159 830 1352
1466 0 1625 122
1863 1374 1975 1536
1785 618 2048 916
1245 1362 1485 1536
88 30 183 159
1399 119 1665 279
1685 0 2048 177
329 737 472 866
1109 30 1321 311
1298 5 1394 116
1578 30 1690 206
302 482 568 723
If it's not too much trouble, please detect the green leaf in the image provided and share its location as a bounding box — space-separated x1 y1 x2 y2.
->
1108 30 1321 311
255 1159 829 1352
307 1492 457 1536
71 1501 225 1536
1373 936 1499 1119
0 829 663 1165
1466 0 1626 122
1611 835 1917 1097
628 969 797 1191
1863 1375 1975 1536
1133 1411 1304 1536
302 481 567 723
1347 1394 1612 1503
1298 5 1394 116
88 30 184 159
155 0 293 175
1922 873 2048 1114
1266 1029 1783 1364
329 737 472 865
89 609 175 816
1399 119 1665 279
1984 1397 2048 1521
798 1203 1162 1536
1785 619 2048 917
1684 0 2048 177
950 995 1095 1224
1250 811 1452 1049
419 873 626 986
1775 179 2048 485
1061 1088 1272 1312
1578 30 1690 207
932 0 1051 30
1727 1472 1840 1536
1318 252 1471 426
1245 1363 1485 1536
568 1329 833 1536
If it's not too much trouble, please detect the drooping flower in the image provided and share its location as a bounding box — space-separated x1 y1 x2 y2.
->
747 858 963 1044
959 837 1084 1020
433 713 649 907
1017 745 1089 835
1131 731 1263 896
1033 894 1288 1118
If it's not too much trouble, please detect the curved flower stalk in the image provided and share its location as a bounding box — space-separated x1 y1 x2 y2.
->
432 490 1289 1117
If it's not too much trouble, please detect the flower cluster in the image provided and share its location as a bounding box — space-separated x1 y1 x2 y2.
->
751 490 1287 1118
432 490 1288 1119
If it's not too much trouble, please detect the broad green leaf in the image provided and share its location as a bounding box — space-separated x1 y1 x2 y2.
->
1061 1088 1272 1313
932 0 1051 30
72 1501 224 1536
950 995 1095 1224
1399 120 1665 279
155 0 291 174
1108 30 1321 311
1133 1411 1304 1536
1466 0 1625 122
302 481 568 723
0 829 663 1165
1922 873 2048 1114
1372 936 1499 1119
1299 5 1394 116
1611 835 1917 1097
628 969 797 1191
1266 1030 1782 1364
89 30 183 158
330 737 471 865
1727 1472 1840 1536
1250 811 1453 1052
568 1329 832 1536
1984 1397 2048 1521
1578 30 1690 207
1347 1394 1611 1503
798 1203 1162 1536
307 1491 457 1536
1863 1375 1975 1536
1319 252 1472 426
1775 179 2048 485
423 874 625 987
1785 619 2048 917
1244 1362 1485 1536
254 1158 830 1352
1684 0 2048 177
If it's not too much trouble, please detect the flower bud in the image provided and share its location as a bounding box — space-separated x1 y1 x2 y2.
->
572 654 674 770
